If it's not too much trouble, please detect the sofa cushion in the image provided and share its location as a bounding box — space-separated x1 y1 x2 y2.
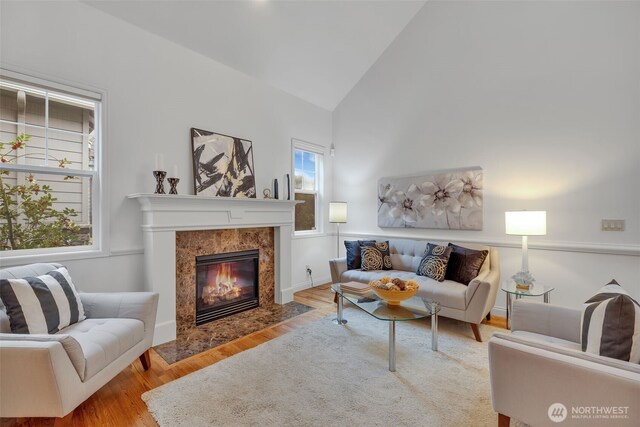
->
416 243 452 282
361 242 392 271
0 267 86 334
344 240 376 270
59 318 145 381
582 280 640 363
445 243 488 285
416 278 468 311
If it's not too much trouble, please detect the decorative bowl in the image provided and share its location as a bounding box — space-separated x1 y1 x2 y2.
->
368 277 419 306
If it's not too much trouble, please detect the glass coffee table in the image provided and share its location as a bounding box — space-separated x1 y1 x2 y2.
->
331 283 440 372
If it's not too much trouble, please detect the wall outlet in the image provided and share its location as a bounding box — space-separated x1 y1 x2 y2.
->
306 265 312 276
601 219 625 231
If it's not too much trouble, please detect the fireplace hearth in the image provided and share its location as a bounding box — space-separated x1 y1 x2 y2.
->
195 249 259 326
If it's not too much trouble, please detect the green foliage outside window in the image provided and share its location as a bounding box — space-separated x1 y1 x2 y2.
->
0 133 90 250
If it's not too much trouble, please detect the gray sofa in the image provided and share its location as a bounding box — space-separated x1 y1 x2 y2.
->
0 263 159 420
329 238 500 341
489 300 640 426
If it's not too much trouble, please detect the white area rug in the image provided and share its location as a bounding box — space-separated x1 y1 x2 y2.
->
143 310 504 426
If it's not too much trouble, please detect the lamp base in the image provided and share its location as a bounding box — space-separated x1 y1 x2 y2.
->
512 271 535 289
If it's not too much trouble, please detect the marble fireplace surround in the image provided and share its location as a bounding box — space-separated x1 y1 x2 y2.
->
129 194 299 345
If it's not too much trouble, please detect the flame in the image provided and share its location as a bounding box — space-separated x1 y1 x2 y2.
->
201 263 242 305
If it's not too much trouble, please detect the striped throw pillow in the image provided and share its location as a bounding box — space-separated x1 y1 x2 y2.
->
0 267 86 334
581 280 640 363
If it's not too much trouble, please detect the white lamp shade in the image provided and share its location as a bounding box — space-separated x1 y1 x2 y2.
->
329 202 348 223
505 211 546 236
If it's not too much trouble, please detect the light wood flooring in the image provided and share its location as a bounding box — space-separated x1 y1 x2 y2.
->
2 284 506 427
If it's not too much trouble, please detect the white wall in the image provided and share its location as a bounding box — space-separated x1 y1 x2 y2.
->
332 1 640 312
0 1 334 291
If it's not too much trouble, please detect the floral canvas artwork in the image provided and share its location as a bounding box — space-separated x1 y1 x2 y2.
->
191 128 256 198
378 168 483 230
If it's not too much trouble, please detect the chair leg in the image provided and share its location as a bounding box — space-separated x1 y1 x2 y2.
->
53 410 74 426
139 349 151 371
498 413 510 427
470 323 482 342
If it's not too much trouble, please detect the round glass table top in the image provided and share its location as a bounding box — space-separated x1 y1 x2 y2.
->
501 280 554 296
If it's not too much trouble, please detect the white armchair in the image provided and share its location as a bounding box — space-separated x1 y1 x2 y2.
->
488 300 640 426
0 263 159 421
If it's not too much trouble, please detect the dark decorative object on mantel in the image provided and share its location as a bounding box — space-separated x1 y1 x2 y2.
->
153 171 166 194
273 179 279 200
286 173 291 200
168 178 179 195
190 128 256 197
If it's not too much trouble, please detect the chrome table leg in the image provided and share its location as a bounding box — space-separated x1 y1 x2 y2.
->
389 320 396 372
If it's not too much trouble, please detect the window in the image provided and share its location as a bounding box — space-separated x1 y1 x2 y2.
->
0 71 102 256
292 140 323 234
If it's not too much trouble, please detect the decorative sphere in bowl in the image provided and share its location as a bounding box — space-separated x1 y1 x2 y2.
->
368 277 419 306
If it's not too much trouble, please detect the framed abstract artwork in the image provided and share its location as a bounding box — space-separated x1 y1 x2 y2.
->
378 167 483 230
190 128 256 198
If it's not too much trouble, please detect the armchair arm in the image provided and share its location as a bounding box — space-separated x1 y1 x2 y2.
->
79 292 159 336
0 333 85 379
0 340 82 417
329 257 347 283
511 300 581 343
489 334 640 426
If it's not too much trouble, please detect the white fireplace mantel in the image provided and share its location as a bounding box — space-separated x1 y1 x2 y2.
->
128 193 300 345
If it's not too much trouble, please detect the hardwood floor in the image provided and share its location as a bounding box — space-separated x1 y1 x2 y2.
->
1 284 506 427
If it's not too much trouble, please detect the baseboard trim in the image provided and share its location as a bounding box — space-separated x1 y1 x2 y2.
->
490 306 507 319
153 320 177 346
291 275 332 293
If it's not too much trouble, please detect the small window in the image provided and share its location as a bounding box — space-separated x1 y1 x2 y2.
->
0 72 102 255
293 140 323 234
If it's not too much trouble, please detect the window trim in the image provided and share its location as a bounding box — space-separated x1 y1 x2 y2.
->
0 68 108 265
292 138 325 237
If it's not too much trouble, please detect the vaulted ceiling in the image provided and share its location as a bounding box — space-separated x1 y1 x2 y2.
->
85 0 425 111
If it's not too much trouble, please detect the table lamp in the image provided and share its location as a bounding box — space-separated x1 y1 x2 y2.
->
505 210 546 289
329 202 347 257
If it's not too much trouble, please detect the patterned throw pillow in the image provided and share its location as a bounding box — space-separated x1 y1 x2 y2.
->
582 280 640 363
360 241 392 271
0 267 86 334
445 243 489 285
416 243 453 282
344 240 376 270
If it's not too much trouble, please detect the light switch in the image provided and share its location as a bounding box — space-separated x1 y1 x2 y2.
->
601 219 625 231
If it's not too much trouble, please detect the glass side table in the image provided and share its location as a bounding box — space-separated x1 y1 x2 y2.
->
501 281 555 329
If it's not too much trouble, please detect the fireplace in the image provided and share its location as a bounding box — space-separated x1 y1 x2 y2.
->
195 249 260 326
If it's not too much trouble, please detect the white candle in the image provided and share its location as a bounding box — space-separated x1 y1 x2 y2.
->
155 153 165 171
172 165 179 178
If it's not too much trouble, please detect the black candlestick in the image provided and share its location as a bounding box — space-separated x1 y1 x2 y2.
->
168 178 179 195
153 170 167 194
286 174 291 200
274 179 279 200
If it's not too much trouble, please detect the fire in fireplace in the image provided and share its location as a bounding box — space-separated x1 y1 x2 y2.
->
195 249 259 326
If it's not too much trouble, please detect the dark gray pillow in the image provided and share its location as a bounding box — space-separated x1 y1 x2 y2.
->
445 243 488 285
416 243 452 282
344 240 376 270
